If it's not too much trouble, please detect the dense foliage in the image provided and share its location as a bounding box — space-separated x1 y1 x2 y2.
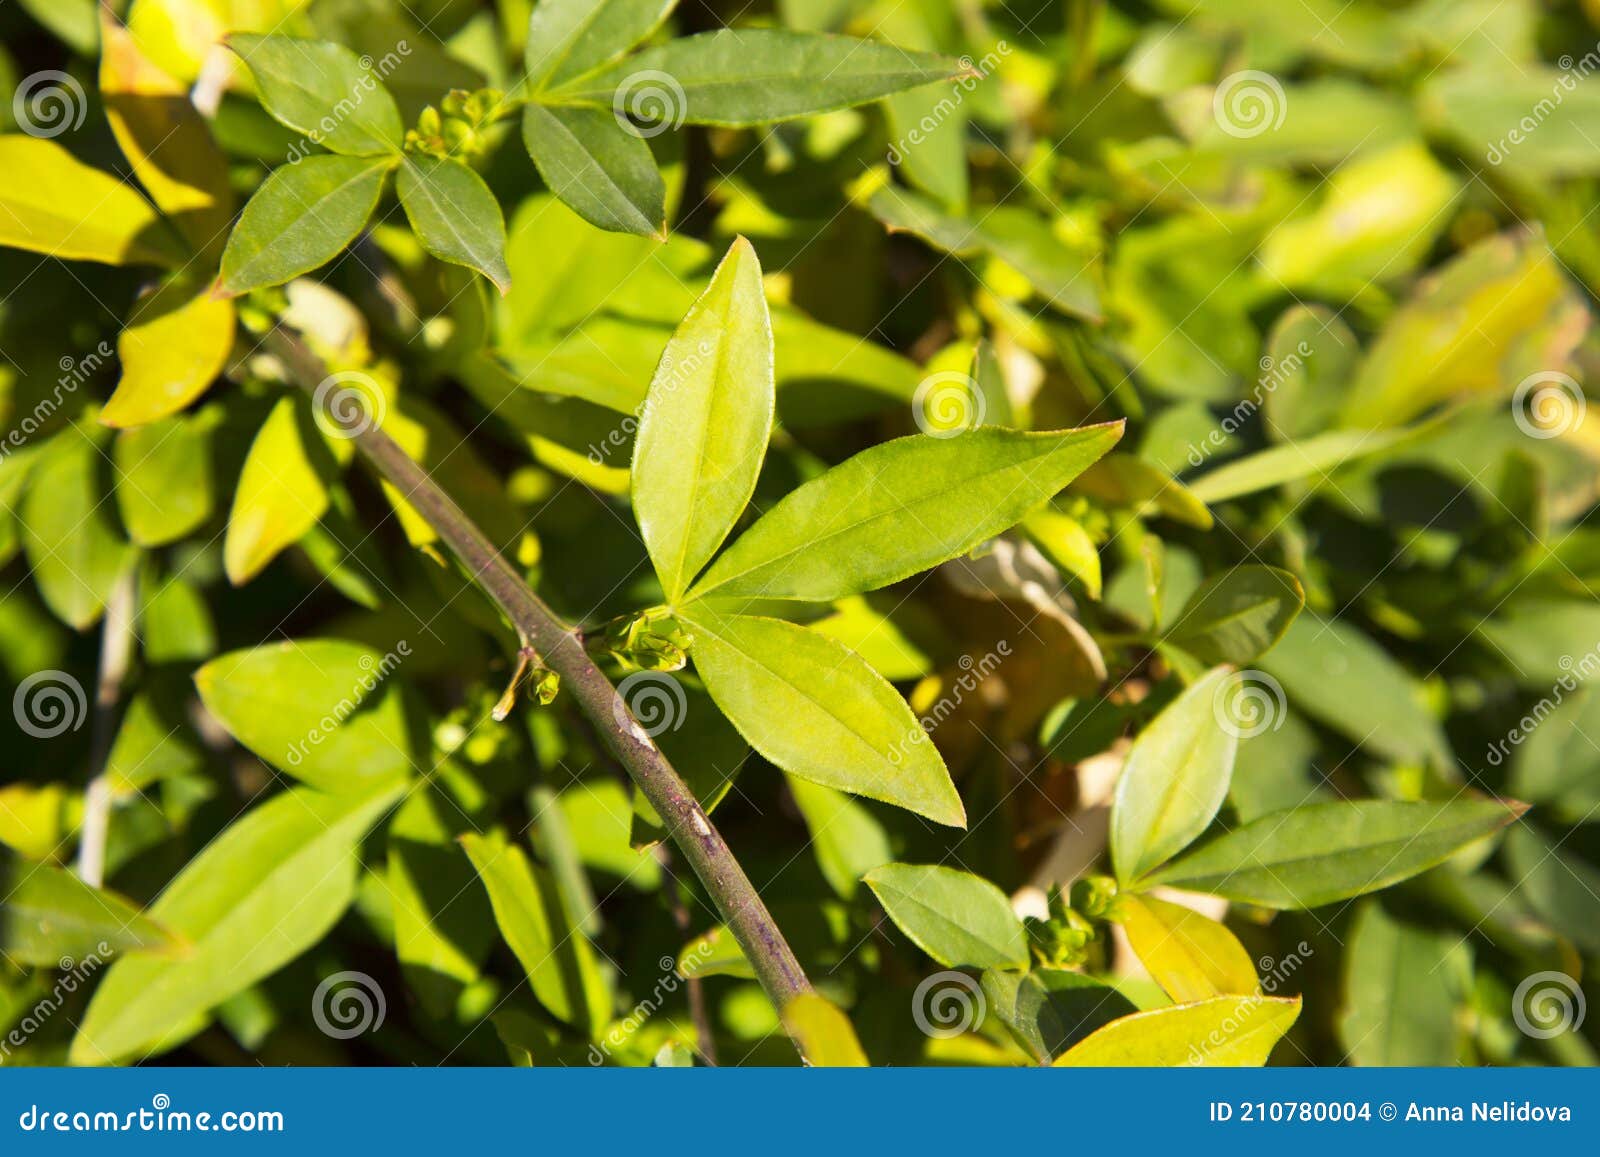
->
0 0 1597 1068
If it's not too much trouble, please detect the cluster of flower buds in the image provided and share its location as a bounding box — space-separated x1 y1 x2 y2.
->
593 608 693 672
1026 876 1121 968
406 88 506 159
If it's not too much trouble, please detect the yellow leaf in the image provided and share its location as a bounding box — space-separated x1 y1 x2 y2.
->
783 993 869 1067
103 282 235 427
0 136 185 267
224 396 332 584
100 9 235 257
1054 995 1301 1066
1121 894 1260 1004
0 783 79 861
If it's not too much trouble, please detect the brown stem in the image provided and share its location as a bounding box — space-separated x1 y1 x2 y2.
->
265 326 812 1034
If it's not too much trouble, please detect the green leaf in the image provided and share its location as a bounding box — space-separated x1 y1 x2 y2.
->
787 775 892 900
982 969 1137 1063
1149 799 1527 909
864 863 1027 970
113 412 215 546
1165 566 1304 666
71 781 402 1064
525 0 676 92
1111 667 1239 885
688 424 1122 605
547 29 968 126
195 638 415 793
0 136 184 267
223 396 334 585
682 610 964 827
460 830 609 1037
1120 895 1259 1004
103 283 236 428
1054 995 1301 1066
217 154 394 297
783 992 868 1066
395 155 511 293
522 103 666 238
1505 824 1600 957
633 237 773 601
1186 427 1414 503
1339 902 1469 1065
21 425 135 630
2 862 184 967
1508 688 1600 819
227 34 404 156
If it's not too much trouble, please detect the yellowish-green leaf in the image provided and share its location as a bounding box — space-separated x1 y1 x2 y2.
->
223 396 333 584
864 863 1028 970
227 34 404 156
1111 667 1239 885
688 424 1123 605
525 0 676 91
783 993 868 1066
21 423 135 629
682 609 964 827
1054 995 1301 1066
522 103 666 238
217 154 394 296
113 411 215 545
100 10 234 255
633 237 773 601
2 861 185 968
71 781 403 1065
103 282 235 427
1120 894 1259 1004
0 136 184 267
